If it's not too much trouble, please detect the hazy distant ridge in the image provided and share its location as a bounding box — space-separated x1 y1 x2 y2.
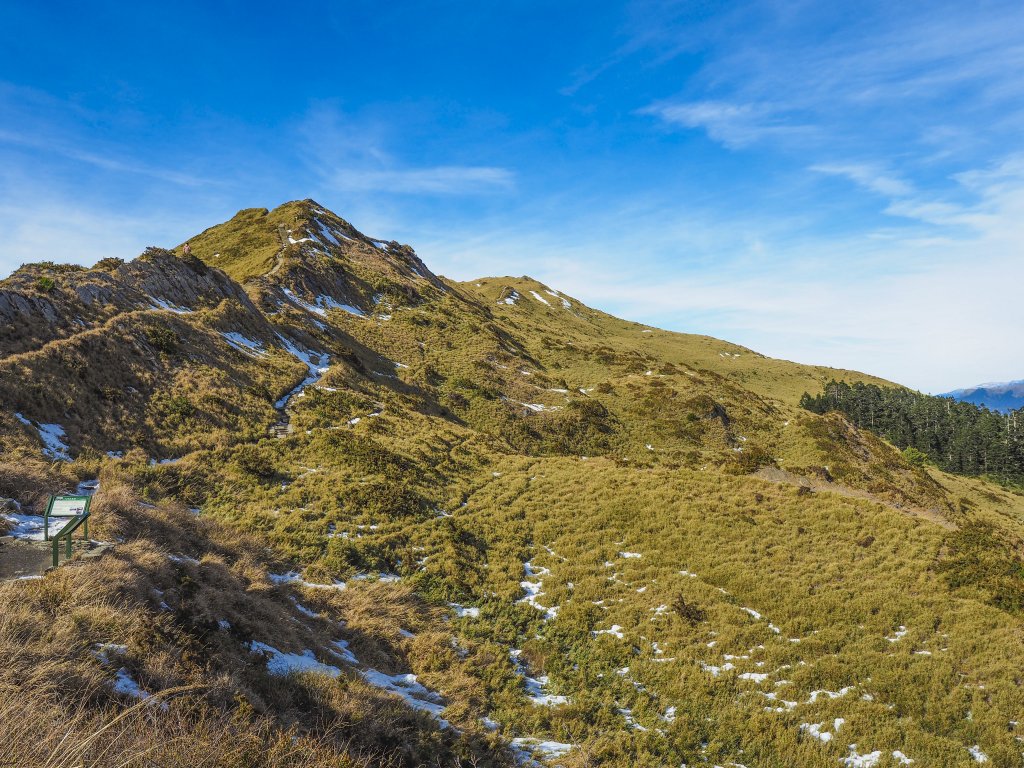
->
944 380 1024 412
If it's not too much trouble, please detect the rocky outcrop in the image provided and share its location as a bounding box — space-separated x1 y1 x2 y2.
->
0 249 257 356
116 250 256 312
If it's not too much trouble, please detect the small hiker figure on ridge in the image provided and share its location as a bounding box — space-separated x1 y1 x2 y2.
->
182 242 192 257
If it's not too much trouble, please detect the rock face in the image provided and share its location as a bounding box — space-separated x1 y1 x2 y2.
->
0 249 257 356
118 250 255 311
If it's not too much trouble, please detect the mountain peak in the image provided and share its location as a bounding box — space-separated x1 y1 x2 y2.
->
179 200 419 284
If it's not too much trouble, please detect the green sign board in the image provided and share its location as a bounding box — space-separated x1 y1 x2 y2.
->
47 495 90 517
44 494 91 543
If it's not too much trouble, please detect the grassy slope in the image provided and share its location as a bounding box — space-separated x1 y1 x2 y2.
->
457 275 898 405
2 201 1023 767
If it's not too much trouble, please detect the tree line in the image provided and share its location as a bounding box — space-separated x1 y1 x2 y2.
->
801 380 1024 484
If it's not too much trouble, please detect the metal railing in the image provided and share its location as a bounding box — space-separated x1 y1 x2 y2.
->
42 493 92 568
50 510 90 568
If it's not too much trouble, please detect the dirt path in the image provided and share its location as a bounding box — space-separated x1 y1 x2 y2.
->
754 466 956 529
0 536 51 580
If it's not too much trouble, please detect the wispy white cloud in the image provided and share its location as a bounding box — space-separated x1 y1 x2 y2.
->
0 128 213 188
635 2 1024 162
296 105 514 196
0 162 222 275
326 165 513 195
639 100 808 148
0 83 216 188
810 163 913 198
0 194 189 273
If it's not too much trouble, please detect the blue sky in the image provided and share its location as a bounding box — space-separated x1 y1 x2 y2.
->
2 0 1023 392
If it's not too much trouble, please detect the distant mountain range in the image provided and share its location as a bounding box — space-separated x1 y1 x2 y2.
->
944 380 1024 412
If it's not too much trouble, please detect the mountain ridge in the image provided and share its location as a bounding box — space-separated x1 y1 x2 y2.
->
2 200 1023 767
944 379 1024 412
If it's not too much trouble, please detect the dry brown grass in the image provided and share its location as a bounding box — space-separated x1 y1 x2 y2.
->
0 681 400 768
0 461 514 768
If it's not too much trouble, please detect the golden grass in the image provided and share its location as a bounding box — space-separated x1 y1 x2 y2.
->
3 203 1024 766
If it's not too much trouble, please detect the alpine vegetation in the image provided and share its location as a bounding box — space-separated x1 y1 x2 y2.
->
1 201 1023 767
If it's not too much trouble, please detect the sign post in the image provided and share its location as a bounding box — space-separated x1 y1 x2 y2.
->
44 495 91 542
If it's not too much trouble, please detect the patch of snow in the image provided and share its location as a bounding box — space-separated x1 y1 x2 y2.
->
292 599 319 618
76 479 99 496
250 641 341 677
93 644 166 710
3 508 79 541
619 551 642 559
329 638 358 665
111 667 163 707
886 625 908 642
512 400 562 413
761 691 798 712
510 650 569 706
841 747 883 768
148 296 192 314
967 745 988 763
350 571 400 583
741 607 763 620
801 719 843 743
739 672 770 683
361 668 448 719
618 707 648 732
314 218 351 245
322 295 365 316
15 413 71 460
449 603 480 619
501 290 521 306
221 331 267 357
892 751 914 765
544 289 572 309
282 287 325 316
807 686 855 703
148 457 182 466
274 334 330 409
269 571 347 590
700 662 736 677
510 738 574 762
528 290 550 305
519 561 558 620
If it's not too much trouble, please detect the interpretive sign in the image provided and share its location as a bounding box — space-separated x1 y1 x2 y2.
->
44 495 91 541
